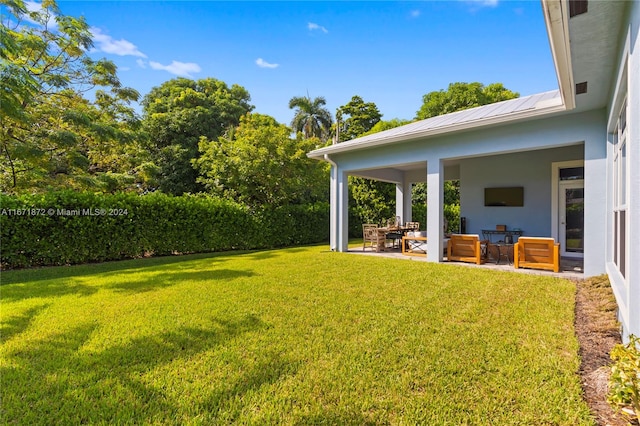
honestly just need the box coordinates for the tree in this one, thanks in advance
[288,95,333,141]
[362,118,412,136]
[1,0,146,192]
[335,95,382,142]
[416,82,519,120]
[195,113,328,206]
[350,177,396,226]
[142,77,253,195]
[329,96,391,228]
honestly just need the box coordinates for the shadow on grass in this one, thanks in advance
[108,268,257,293]
[0,253,254,301]
[0,280,98,302]
[0,251,234,285]
[243,246,310,261]
[2,313,277,424]
[0,303,50,342]
[197,351,301,422]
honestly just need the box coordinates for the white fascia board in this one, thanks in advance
[542,0,576,110]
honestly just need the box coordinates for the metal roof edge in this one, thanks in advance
[308,100,566,159]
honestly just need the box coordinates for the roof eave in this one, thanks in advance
[308,102,566,159]
[542,0,576,110]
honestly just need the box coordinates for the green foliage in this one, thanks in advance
[332,96,391,234]
[195,113,328,206]
[1,0,147,193]
[362,118,413,136]
[444,203,461,233]
[410,181,460,232]
[288,95,333,141]
[348,177,395,234]
[608,334,640,420]
[141,77,254,195]
[335,95,382,142]
[416,82,519,120]
[0,191,328,268]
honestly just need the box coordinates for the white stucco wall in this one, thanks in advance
[606,0,640,339]
[333,109,604,174]
[459,145,584,237]
[627,0,640,339]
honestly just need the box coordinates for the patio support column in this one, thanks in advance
[395,177,412,224]
[584,138,607,276]
[426,158,444,262]
[329,160,349,252]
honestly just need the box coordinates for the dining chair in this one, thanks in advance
[405,222,419,231]
[363,224,385,252]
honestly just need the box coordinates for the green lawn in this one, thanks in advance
[1,246,594,425]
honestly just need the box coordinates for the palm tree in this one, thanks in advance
[288,95,333,141]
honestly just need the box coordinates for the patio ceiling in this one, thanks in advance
[349,161,460,184]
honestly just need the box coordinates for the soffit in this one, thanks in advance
[568,1,627,111]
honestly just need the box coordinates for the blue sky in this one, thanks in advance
[52,0,557,125]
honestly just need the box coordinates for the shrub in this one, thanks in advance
[608,334,640,421]
[0,191,329,268]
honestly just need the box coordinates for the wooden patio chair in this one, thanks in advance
[514,237,560,272]
[386,216,401,228]
[363,224,386,252]
[447,234,485,265]
[405,221,419,231]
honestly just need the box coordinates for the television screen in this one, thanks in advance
[484,187,524,207]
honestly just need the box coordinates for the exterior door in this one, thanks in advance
[559,180,584,258]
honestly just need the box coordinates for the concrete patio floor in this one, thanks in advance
[348,246,585,280]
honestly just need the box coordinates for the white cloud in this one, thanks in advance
[256,58,279,69]
[136,59,147,69]
[149,60,201,77]
[308,22,328,33]
[24,1,57,29]
[91,27,147,58]
[464,0,499,7]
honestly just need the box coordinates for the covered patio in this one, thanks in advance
[309,89,603,276]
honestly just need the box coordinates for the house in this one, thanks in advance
[307,0,638,339]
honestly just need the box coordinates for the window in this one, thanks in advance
[613,98,628,277]
[560,167,584,181]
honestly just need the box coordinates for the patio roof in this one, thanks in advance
[308,90,564,159]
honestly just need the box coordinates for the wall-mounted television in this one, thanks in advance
[484,187,524,207]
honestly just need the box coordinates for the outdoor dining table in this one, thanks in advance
[380,226,410,249]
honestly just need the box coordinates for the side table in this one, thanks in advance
[493,243,514,265]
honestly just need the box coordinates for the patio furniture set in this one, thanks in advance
[363,222,560,273]
[363,217,420,253]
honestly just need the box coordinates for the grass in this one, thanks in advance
[1,245,594,425]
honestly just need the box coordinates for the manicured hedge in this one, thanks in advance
[0,191,329,269]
